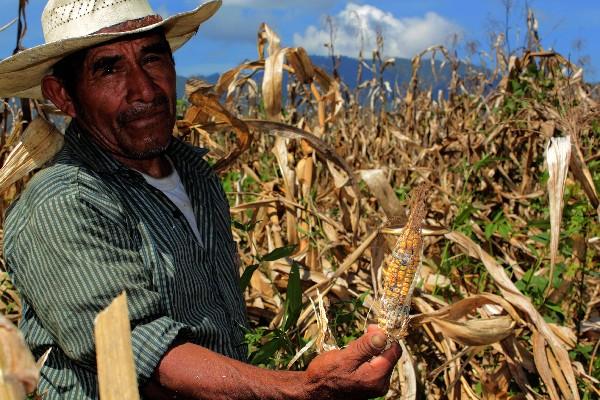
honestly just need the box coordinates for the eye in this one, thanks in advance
[143,54,162,64]
[101,66,115,76]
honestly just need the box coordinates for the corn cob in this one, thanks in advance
[377,184,429,340]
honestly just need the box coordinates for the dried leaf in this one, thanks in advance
[184,91,252,172]
[287,47,315,84]
[214,60,265,99]
[446,231,580,400]
[272,137,297,244]
[569,135,599,214]
[258,23,287,121]
[263,47,287,121]
[359,169,404,218]
[423,273,452,292]
[545,136,571,287]
[243,119,357,189]
[398,341,417,400]
[0,117,64,193]
[532,332,560,400]
[0,315,39,397]
[309,290,338,354]
[426,316,515,346]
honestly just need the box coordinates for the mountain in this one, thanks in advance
[175,55,480,99]
[309,55,476,94]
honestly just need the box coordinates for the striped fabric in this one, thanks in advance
[3,122,249,399]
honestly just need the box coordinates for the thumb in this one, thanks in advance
[344,329,388,367]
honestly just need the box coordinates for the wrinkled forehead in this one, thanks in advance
[86,27,169,55]
[60,27,170,74]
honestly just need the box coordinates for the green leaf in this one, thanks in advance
[505,98,516,114]
[510,79,521,92]
[250,335,285,365]
[484,221,495,240]
[531,232,549,245]
[260,244,297,262]
[283,261,302,330]
[551,263,567,288]
[231,219,247,231]
[454,204,475,227]
[232,219,260,232]
[472,154,502,172]
[529,275,548,293]
[394,185,410,202]
[543,302,565,318]
[243,327,267,348]
[498,222,511,239]
[239,263,260,292]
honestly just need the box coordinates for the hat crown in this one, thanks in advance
[42,0,156,43]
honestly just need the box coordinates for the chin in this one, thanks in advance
[131,147,169,160]
[123,133,172,160]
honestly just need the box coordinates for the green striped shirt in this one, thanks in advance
[4,122,248,399]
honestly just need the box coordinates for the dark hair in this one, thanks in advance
[51,27,173,100]
[51,48,88,100]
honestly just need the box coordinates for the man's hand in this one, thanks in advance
[149,325,401,399]
[303,325,402,399]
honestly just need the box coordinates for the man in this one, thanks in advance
[0,0,401,398]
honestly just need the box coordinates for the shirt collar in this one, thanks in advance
[64,121,210,176]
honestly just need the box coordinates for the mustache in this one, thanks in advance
[117,95,170,125]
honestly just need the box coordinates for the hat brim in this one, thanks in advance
[0,0,221,99]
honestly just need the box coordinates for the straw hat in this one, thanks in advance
[0,0,222,99]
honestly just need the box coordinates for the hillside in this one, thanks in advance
[175,55,480,99]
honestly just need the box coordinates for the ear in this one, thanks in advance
[41,75,77,118]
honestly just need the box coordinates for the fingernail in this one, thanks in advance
[371,334,387,349]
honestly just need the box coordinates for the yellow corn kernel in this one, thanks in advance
[377,184,428,340]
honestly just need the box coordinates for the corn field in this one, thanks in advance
[1,11,599,400]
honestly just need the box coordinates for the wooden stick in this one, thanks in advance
[95,292,140,400]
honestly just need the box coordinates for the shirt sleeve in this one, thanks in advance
[8,181,189,385]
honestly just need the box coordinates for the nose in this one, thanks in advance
[126,63,157,104]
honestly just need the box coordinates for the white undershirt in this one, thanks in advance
[140,165,203,245]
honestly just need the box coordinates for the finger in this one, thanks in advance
[354,342,401,389]
[368,341,401,371]
[352,342,401,398]
[344,330,389,367]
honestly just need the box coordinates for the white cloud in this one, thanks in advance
[191,0,338,43]
[293,3,462,58]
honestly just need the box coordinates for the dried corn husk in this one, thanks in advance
[0,117,64,193]
[0,315,39,399]
[94,292,140,400]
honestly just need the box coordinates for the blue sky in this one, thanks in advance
[1,0,598,81]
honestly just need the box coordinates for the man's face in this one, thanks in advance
[71,31,176,160]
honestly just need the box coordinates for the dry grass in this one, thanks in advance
[1,15,599,400]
